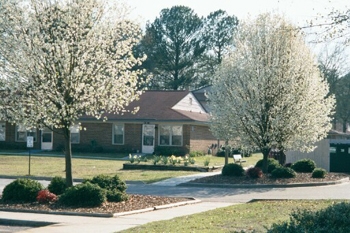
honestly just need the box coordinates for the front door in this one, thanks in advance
[41,128,53,150]
[142,124,155,154]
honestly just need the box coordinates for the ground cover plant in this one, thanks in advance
[120,200,347,233]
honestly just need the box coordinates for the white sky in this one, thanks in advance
[124,0,350,71]
[126,0,349,28]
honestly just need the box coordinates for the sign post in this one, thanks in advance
[27,136,34,176]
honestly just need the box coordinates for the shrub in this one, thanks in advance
[271,167,296,178]
[246,167,263,178]
[284,163,293,168]
[312,168,327,178]
[267,202,350,233]
[59,182,106,207]
[204,157,210,166]
[152,155,161,165]
[291,159,316,173]
[189,151,204,157]
[36,190,57,204]
[255,158,280,173]
[107,189,129,202]
[222,163,244,177]
[2,178,44,203]
[84,174,127,193]
[48,176,67,195]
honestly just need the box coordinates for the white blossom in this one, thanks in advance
[208,13,335,161]
[0,0,145,186]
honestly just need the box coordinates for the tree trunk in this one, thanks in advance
[224,139,229,165]
[261,148,270,173]
[63,128,73,187]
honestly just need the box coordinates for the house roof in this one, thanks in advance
[81,90,210,123]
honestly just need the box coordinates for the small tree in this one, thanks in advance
[208,13,335,172]
[0,0,145,186]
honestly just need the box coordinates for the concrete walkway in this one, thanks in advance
[1,172,350,232]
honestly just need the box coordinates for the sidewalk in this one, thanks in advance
[2,172,350,232]
[0,172,233,233]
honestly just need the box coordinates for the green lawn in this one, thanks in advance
[0,153,262,183]
[120,200,345,233]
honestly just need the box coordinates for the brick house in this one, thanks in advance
[0,90,218,155]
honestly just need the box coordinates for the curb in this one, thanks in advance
[177,177,350,189]
[0,198,201,218]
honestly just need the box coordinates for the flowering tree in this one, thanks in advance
[0,0,145,186]
[208,13,335,172]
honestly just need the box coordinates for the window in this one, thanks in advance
[113,123,124,145]
[159,125,183,146]
[15,124,37,142]
[0,122,5,141]
[70,124,80,144]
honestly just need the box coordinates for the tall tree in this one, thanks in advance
[208,13,335,172]
[335,73,350,132]
[138,5,205,90]
[195,10,238,87]
[0,0,145,186]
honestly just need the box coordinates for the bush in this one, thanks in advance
[271,167,296,178]
[189,151,205,157]
[312,168,327,178]
[267,202,350,233]
[2,178,44,203]
[222,163,244,177]
[84,174,127,193]
[255,158,280,173]
[246,167,263,178]
[107,189,129,202]
[48,176,67,195]
[291,159,316,173]
[36,190,57,204]
[59,182,106,207]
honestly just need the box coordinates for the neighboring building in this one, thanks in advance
[286,124,350,172]
[0,90,217,155]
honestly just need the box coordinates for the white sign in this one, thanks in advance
[27,136,34,148]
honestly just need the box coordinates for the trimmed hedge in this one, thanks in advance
[222,163,244,177]
[2,178,44,203]
[291,159,316,173]
[255,158,280,173]
[48,176,67,195]
[312,168,327,178]
[271,167,296,178]
[59,182,106,207]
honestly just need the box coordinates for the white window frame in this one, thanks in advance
[0,122,5,141]
[15,124,37,142]
[70,124,80,144]
[158,125,183,146]
[112,123,124,145]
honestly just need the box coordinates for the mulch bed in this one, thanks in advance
[0,194,190,215]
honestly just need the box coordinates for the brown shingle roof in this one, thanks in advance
[81,90,210,122]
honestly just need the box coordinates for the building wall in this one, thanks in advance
[189,125,218,153]
[1,121,217,155]
[0,122,41,150]
[53,122,143,153]
[286,139,330,171]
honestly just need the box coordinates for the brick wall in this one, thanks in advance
[189,125,218,153]
[0,122,40,150]
[53,122,143,153]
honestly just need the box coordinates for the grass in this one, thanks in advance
[0,152,262,183]
[120,200,346,233]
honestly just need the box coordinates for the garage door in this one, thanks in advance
[330,144,350,172]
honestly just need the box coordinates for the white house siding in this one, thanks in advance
[172,93,205,113]
[286,139,330,171]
